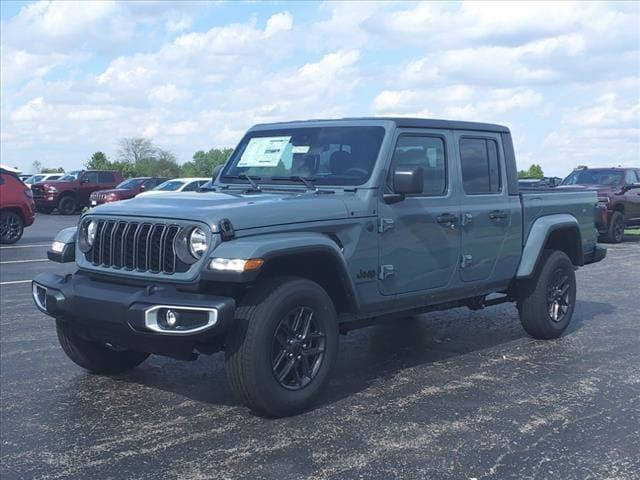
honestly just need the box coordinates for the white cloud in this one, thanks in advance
[148,84,190,103]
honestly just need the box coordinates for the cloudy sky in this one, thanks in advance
[1,0,638,176]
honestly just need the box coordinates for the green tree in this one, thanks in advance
[41,167,65,173]
[518,164,545,179]
[85,151,110,170]
[180,148,233,177]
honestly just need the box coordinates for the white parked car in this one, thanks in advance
[24,173,63,187]
[137,177,210,196]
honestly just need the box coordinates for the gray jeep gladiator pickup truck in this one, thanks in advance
[33,118,606,417]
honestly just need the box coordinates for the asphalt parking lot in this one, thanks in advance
[1,214,639,479]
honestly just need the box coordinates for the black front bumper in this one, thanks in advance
[33,272,236,359]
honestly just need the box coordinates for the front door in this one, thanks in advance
[378,130,460,295]
[454,133,512,282]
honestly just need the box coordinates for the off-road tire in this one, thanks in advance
[517,249,576,339]
[225,276,338,417]
[56,320,149,374]
[604,211,625,243]
[0,211,24,244]
[57,195,77,215]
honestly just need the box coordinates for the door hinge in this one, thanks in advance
[460,254,473,268]
[378,218,394,233]
[379,264,395,280]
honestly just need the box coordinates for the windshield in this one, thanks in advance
[116,178,145,189]
[59,170,82,181]
[562,169,623,186]
[221,126,385,187]
[153,180,185,191]
[25,175,45,184]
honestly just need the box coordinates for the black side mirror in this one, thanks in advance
[80,177,90,184]
[139,184,146,192]
[384,164,424,204]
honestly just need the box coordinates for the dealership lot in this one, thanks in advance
[1,214,639,479]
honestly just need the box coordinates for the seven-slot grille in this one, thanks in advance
[86,219,188,274]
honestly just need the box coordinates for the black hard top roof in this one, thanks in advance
[253,117,510,133]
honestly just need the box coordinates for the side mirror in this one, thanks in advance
[80,177,90,184]
[139,185,146,192]
[384,164,424,204]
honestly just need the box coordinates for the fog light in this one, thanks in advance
[165,309,178,327]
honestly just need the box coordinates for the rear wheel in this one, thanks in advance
[605,211,625,243]
[57,195,77,215]
[517,249,576,339]
[56,320,149,374]
[225,277,338,417]
[0,211,24,244]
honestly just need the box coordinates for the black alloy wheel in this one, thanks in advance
[547,268,571,323]
[0,212,24,244]
[271,306,326,390]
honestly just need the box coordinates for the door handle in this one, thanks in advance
[436,213,459,228]
[489,210,508,220]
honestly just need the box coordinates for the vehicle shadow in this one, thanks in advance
[623,233,640,242]
[110,299,613,413]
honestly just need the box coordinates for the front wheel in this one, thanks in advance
[0,211,24,244]
[605,211,625,243]
[517,249,576,339]
[57,196,77,215]
[56,320,149,374]
[225,277,338,417]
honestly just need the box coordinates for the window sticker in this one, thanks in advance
[292,145,310,154]
[238,136,292,168]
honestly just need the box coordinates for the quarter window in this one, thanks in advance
[459,138,502,194]
[390,135,447,196]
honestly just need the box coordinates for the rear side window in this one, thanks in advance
[459,138,501,194]
[389,135,447,196]
[99,172,116,183]
[624,169,638,184]
[182,181,200,192]
[84,172,100,184]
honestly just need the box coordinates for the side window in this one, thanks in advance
[83,172,99,184]
[624,169,638,185]
[98,172,115,183]
[142,179,156,189]
[389,135,446,196]
[182,181,199,192]
[459,138,502,195]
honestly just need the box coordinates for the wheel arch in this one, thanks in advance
[516,214,583,278]
[206,232,359,314]
[0,207,25,222]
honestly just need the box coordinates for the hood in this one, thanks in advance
[91,190,350,230]
[32,179,76,189]
[92,188,135,197]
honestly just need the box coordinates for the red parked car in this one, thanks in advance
[0,167,36,244]
[89,177,170,206]
[31,170,123,214]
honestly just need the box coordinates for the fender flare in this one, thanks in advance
[203,232,358,311]
[516,214,582,278]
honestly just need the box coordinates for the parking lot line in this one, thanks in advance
[0,244,50,249]
[0,259,49,264]
[0,280,32,285]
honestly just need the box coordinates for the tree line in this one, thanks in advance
[31,137,233,178]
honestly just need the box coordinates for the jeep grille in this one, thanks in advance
[86,220,188,274]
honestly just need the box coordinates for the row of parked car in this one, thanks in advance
[0,166,220,244]
[1,165,638,245]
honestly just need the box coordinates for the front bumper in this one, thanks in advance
[32,272,236,358]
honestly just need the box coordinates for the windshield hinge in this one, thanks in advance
[378,218,394,233]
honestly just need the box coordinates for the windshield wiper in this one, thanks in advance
[271,176,318,192]
[222,174,261,191]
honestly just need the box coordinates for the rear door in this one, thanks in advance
[378,129,461,295]
[454,132,513,283]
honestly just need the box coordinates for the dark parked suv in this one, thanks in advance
[0,168,35,243]
[90,177,170,206]
[32,170,123,214]
[561,167,640,243]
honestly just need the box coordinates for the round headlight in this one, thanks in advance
[188,227,208,258]
[79,219,98,253]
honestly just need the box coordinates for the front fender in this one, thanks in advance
[516,214,581,278]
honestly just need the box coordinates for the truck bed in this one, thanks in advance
[520,189,598,253]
